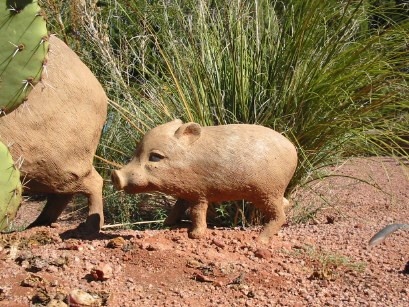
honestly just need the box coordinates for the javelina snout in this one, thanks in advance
[111,165,150,193]
[111,170,125,191]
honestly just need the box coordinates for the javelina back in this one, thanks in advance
[112,119,297,243]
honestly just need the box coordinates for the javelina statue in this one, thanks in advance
[0,36,107,232]
[111,119,297,243]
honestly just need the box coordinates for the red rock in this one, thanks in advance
[194,273,214,283]
[254,248,271,259]
[64,241,84,251]
[211,239,226,249]
[90,263,113,281]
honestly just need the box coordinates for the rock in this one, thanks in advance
[51,256,69,268]
[254,248,271,260]
[194,273,214,283]
[68,289,100,307]
[211,239,226,249]
[47,299,68,307]
[106,237,126,249]
[186,259,203,269]
[229,273,245,285]
[32,289,50,305]
[0,287,8,301]
[21,274,48,288]
[15,251,33,265]
[90,263,113,281]
[326,215,336,224]
[30,256,49,272]
[144,243,169,251]
[64,239,86,251]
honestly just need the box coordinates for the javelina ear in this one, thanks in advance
[174,122,201,145]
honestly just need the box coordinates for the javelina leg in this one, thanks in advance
[78,168,104,233]
[28,194,74,228]
[256,196,286,244]
[164,199,189,226]
[188,199,208,239]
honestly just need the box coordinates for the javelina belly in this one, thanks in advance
[112,119,297,243]
[0,36,107,232]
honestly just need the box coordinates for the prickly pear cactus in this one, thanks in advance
[0,141,22,231]
[0,0,49,115]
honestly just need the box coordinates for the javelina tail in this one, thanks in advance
[368,223,409,247]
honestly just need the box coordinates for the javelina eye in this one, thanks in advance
[149,152,165,162]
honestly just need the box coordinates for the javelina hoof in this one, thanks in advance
[77,223,100,235]
[257,221,284,245]
[77,214,102,234]
[188,228,206,239]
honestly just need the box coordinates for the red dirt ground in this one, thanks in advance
[0,157,408,306]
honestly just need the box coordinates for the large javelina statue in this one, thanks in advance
[0,36,108,233]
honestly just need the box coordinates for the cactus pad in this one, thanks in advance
[0,141,22,231]
[0,0,49,115]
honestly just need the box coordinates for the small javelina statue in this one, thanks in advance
[111,119,297,243]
